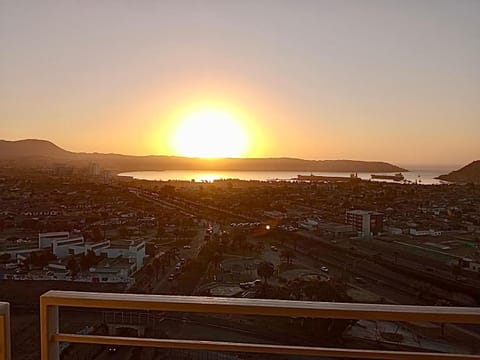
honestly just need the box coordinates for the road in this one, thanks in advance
[137,190,253,222]
[151,226,207,294]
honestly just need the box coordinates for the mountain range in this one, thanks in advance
[0,139,407,173]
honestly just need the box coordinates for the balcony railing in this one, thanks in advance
[0,302,10,360]
[40,290,479,360]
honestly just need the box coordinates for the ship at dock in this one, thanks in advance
[297,173,360,182]
[371,173,405,181]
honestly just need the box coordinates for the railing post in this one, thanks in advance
[40,297,59,360]
[0,302,11,360]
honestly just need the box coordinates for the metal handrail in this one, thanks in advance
[40,290,480,360]
[0,302,10,360]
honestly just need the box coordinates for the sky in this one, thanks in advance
[1,0,479,168]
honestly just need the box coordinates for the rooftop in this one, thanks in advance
[347,210,383,216]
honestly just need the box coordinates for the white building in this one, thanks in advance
[89,258,132,282]
[318,223,355,238]
[39,232,70,249]
[384,226,403,235]
[69,240,111,257]
[47,236,146,271]
[101,241,146,270]
[459,257,480,273]
[409,229,443,237]
[0,232,85,260]
[53,238,146,271]
[52,236,85,258]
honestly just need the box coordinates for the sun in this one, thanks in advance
[172,108,249,158]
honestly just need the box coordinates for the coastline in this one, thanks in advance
[117,169,450,185]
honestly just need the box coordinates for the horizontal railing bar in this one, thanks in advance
[55,333,480,360]
[41,291,480,324]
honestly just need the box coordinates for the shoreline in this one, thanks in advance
[117,169,451,185]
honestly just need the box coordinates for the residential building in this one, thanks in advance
[345,210,384,237]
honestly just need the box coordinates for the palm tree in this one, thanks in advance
[257,261,275,285]
[452,264,462,281]
[232,232,246,249]
[280,249,296,265]
[153,257,161,280]
[211,252,223,272]
[66,258,79,277]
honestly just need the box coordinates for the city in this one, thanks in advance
[1,1,479,359]
[1,164,479,359]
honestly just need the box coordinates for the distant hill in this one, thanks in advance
[0,139,407,173]
[437,161,480,184]
[0,139,72,158]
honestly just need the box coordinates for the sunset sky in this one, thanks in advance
[1,0,479,167]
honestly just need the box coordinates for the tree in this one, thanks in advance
[257,261,275,285]
[92,226,104,242]
[210,252,223,272]
[118,227,130,238]
[80,250,100,271]
[157,225,165,237]
[0,253,10,262]
[220,233,230,252]
[452,264,462,281]
[232,232,246,249]
[152,257,161,280]
[280,249,296,265]
[67,258,79,276]
[29,251,56,268]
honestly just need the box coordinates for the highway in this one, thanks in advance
[151,226,207,294]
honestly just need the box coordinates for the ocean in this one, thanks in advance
[118,169,452,185]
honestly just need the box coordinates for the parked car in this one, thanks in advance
[355,277,366,284]
[183,245,191,249]
[320,266,329,273]
[270,245,278,251]
[252,279,262,286]
[240,279,262,289]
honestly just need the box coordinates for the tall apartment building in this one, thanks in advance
[345,210,383,237]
